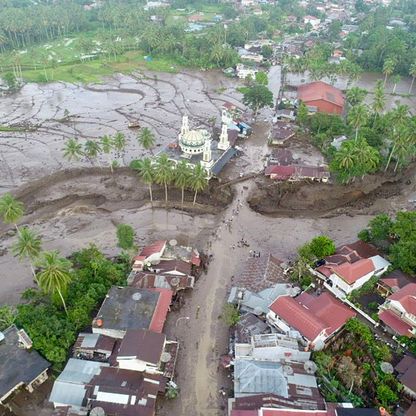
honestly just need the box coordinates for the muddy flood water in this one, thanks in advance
[0,67,415,416]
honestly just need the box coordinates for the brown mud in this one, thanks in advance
[248,165,416,217]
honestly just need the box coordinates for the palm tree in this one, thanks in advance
[154,154,173,204]
[382,58,396,87]
[335,142,355,170]
[12,227,42,280]
[393,132,415,172]
[113,132,126,155]
[372,80,385,116]
[63,138,84,162]
[36,251,72,315]
[348,104,368,141]
[138,127,156,154]
[346,87,367,107]
[0,193,24,232]
[100,135,114,172]
[408,62,416,94]
[391,74,401,94]
[190,164,208,206]
[135,158,155,203]
[84,140,101,165]
[174,160,192,205]
[385,125,407,172]
[390,104,410,126]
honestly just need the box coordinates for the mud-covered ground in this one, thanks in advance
[1,68,415,416]
[0,70,246,192]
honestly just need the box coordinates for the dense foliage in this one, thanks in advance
[314,318,400,409]
[302,85,416,183]
[359,211,416,274]
[13,245,127,369]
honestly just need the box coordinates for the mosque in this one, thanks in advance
[162,114,237,178]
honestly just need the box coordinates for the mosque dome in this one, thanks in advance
[179,128,211,155]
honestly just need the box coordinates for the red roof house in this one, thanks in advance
[315,241,390,296]
[379,283,416,337]
[298,81,345,115]
[267,292,356,349]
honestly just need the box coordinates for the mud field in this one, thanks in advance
[0,70,246,191]
[1,69,416,416]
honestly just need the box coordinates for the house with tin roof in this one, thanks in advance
[72,333,117,362]
[92,286,172,338]
[0,325,50,404]
[115,329,178,379]
[378,283,416,337]
[267,292,356,350]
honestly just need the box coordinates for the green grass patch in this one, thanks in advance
[0,125,27,132]
[15,50,180,84]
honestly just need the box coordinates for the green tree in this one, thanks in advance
[155,153,174,204]
[376,384,399,408]
[63,138,84,162]
[174,160,192,206]
[348,104,368,141]
[132,158,155,203]
[116,224,135,250]
[0,193,24,232]
[138,127,156,154]
[261,45,273,59]
[100,135,114,172]
[3,72,17,91]
[84,140,101,165]
[382,58,396,87]
[12,227,42,280]
[221,303,240,327]
[409,62,416,94]
[372,80,385,117]
[243,84,274,119]
[113,132,126,155]
[346,87,367,107]
[390,240,416,274]
[367,214,393,242]
[190,163,208,206]
[255,71,268,86]
[0,305,16,331]
[36,251,73,315]
[297,101,309,126]
[391,211,416,241]
[308,236,336,258]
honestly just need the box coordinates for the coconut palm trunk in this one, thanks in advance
[164,182,168,204]
[181,187,185,206]
[193,190,198,205]
[57,288,68,315]
[384,144,396,172]
[148,184,153,203]
[409,77,415,94]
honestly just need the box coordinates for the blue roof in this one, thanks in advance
[211,147,236,176]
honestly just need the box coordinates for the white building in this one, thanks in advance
[303,15,321,29]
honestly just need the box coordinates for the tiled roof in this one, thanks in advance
[331,258,374,284]
[269,293,355,342]
[149,288,172,333]
[396,355,416,393]
[388,283,416,315]
[380,270,413,290]
[379,310,413,336]
[298,81,344,108]
[236,254,285,292]
[139,240,166,258]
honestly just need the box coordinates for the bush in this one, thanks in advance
[14,245,127,369]
[221,303,240,327]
